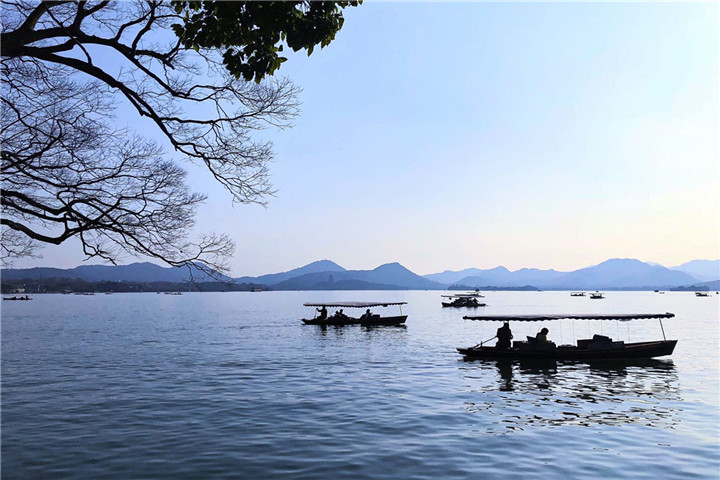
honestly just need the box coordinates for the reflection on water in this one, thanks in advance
[461,359,680,432]
[311,324,408,338]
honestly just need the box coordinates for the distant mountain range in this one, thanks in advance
[1,262,232,284]
[3,258,719,291]
[424,258,718,290]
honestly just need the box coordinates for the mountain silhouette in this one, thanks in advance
[235,260,345,285]
[670,259,720,282]
[1,262,230,283]
[545,259,697,289]
[3,257,715,290]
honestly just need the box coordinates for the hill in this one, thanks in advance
[546,258,697,289]
[1,262,231,283]
[235,260,346,285]
[270,263,444,290]
[670,259,720,282]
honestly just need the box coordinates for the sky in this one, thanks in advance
[7,2,720,277]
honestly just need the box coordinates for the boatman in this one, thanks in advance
[316,306,327,320]
[496,322,513,349]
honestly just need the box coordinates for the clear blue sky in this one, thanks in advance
[11,2,720,276]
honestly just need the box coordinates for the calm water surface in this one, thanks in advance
[2,291,719,479]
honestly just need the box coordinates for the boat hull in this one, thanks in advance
[302,315,407,327]
[441,302,486,308]
[302,317,360,326]
[360,315,407,326]
[457,340,677,361]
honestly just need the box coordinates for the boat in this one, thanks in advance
[589,292,605,299]
[695,292,710,297]
[301,301,408,327]
[3,295,32,301]
[457,313,676,361]
[441,295,486,308]
[570,292,585,297]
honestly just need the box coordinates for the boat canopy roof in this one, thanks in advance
[441,294,479,298]
[463,313,674,322]
[304,301,407,308]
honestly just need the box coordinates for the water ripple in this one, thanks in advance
[2,291,718,479]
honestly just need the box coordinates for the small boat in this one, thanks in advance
[301,301,408,327]
[3,295,32,301]
[570,292,585,297]
[457,313,676,361]
[695,292,710,297]
[589,292,605,299]
[441,295,486,308]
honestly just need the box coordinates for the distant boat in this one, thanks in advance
[570,292,585,297]
[3,295,32,301]
[301,301,407,327]
[695,292,710,297]
[590,292,605,299]
[441,294,486,308]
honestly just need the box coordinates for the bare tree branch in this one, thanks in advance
[1,1,304,276]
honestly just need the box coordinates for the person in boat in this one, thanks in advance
[334,309,347,319]
[361,308,373,320]
[496,322,513,349]
[316,306,328,320]
[535,327,549,343]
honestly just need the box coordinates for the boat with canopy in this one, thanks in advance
[457,312,676,360]
[301,301,408,326]
[441,294,486,308]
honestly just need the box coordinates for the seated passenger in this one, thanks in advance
[361,308,373,319]
[535,327,549,343]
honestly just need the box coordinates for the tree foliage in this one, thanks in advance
[0,1,358,274]
[173,1,360,83]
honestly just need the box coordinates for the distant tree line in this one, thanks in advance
[1,277,270,294]
[448,284,541,291]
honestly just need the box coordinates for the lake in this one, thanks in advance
[2,290,718,479]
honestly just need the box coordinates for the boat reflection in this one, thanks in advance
[460,359,679,431]
[312,323,408,339]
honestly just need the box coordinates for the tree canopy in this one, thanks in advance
[1,1,359,275]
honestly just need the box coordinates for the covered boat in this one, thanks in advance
[302,301,408,327]
[457,313,676,361]
[441,294,486,308]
